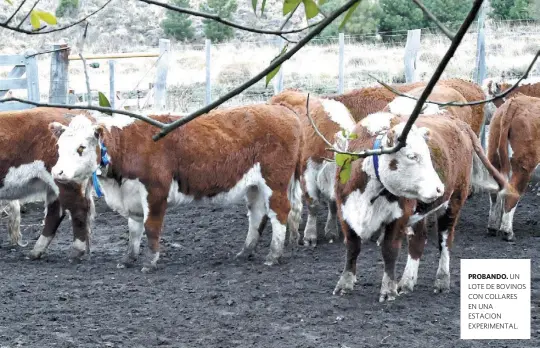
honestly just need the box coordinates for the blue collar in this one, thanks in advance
[92,141,110,198]
[373,134,383,181]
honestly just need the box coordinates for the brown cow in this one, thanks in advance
[332,109,510,301]
[49,105,304,271]
[270,90,357,245]
[487,94,539,241]
[485,78,540,108]
[0,107,94,259]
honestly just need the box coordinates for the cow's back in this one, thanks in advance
[0,108,75,184]
[440,78,486,134]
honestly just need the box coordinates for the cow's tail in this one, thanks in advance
[463,121,517,201]
[4,200,27,247]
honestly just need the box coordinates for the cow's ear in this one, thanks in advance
[418,127,430,141]
[386,129,396,147]
[49,122,67,138]
[93,125,104,139]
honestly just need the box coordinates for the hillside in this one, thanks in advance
[0,0,309,54]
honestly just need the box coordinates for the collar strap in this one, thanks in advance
[92,140,110,198]
[373,134,384,181]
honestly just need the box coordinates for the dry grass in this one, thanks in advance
[1,0,539,113]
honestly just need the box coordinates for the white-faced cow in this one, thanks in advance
[0,108,94,259]
[332,109,510,301]
[487,94,537,241]
[50,106,304,272]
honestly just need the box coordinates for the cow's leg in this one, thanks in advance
[398,221,427,294]
[324,200,339,243]
[499,163,533,241]
[303,195,318,247]
[29,199,65,259]
[379,222,403,302]
[141,190,168,273]
[67,198,94,261]
[265,191,290,265]
[487,193,500,236]
[6,200,26,247]
[434,199,462,293]
[117,217,145,268]
[333,220,360,295]
[236,185,267,260]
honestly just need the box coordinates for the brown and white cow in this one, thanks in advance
[0,107,94,258]
[487,94,539,241]
[49,105,304,271]
[285,79,488,245]
[269,90,357,245]
[485,78,540,108]
[332,109,511,301]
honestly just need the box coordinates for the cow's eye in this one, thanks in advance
[77,145,86,156]
[407,153,419,161]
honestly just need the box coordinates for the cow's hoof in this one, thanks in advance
[379,290,399,303]
[302,237,317,247]
[263,254,280,266]
[234,248,254,261]
[487,227,498,237]
[117,255,137,269]
[397,278,415,295]
[434,276,450,293]
[141,264,157,273]
[28,249,44,260]
[502,232,515,242]
[333,271,356,295]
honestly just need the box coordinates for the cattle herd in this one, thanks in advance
[0,77,538,303]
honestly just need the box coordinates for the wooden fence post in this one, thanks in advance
[49,43,70,104]
[109,60,116,109]
[338,32,345,94]
[205,39,212,106]
[273,37,285,95]
[24,51,40,102]
[475,3,488,149]
[154,39,170,111]
[404,29,421,83]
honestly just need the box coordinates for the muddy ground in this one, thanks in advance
[0,188,538,348]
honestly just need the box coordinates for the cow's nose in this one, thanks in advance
[436,187,442,194]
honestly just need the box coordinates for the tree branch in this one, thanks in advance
[0,98,167,128]
[279,2,301,31]
[321,0,485,159]
[370,49,539,107]
[138,0,320,36]
[5,0,28,26]
[152,0,364,141]
[411,0,454,40]
[16,0,40,29]
[0,0,112,34]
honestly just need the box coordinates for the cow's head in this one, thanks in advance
[375,123,444,203]
[50,115,104,183]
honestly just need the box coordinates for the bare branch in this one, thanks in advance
[78,22,92,106]
[279,2,301,31]
[16,0,41,29]
[138,0,320,36]
[0,98,167,128]
[25,46,69,58]
[370,49,539,107]
[305,93,334,148]
[0,0,112,35]
[411,0,454,40]
[5,0,28,26]
[153,0,364,141]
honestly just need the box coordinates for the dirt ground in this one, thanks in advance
[0,188,538,348]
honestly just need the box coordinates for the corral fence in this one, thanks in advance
[0,50,39,112]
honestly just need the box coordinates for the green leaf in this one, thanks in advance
[265,43,288,87]
[338,1,360,31]
[4,0,13,5]
[251,0,257,13]
[348,132,358,139]
[98,92,112,115]
[35,10,57,25]
[283,0,301,15]
[339,159,352,184]
[302,0,319,19]
[29,10,40,29]
[335,153,348,166]
[260,0,267,15]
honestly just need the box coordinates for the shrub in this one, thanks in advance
[55,0,79,18]
[161,0,195,42]
[200,0,237,43]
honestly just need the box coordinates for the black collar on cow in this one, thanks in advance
[369,133,398,204]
